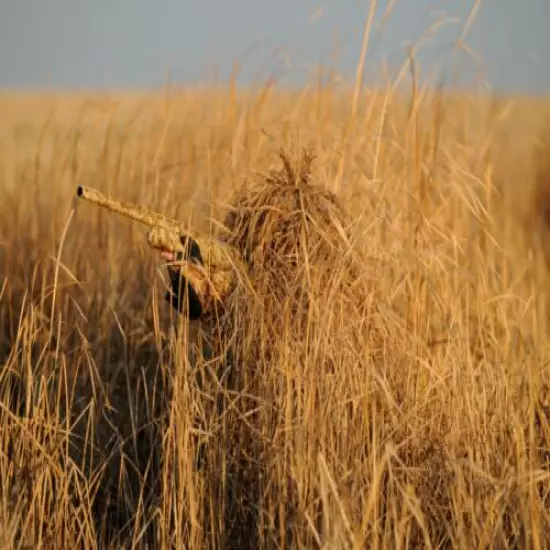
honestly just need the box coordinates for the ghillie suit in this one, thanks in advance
[71,149,372,549]
[166,150,364,366]
[164,150,372,549]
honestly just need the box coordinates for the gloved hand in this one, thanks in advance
[161,235,204,320]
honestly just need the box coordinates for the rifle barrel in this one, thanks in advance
[76,185,181,231]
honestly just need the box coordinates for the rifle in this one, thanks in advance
[76,185,189,254]
[75,185,241,316]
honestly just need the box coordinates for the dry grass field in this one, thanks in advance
[2,75,550,549]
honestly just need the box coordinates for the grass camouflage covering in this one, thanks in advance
[209,149,369,359]
[175,150,377,549]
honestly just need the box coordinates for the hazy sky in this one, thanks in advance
[1,1,549,94]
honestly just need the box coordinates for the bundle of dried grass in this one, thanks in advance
[207,149,368,361]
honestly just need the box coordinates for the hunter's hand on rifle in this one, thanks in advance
[160,238,205,320]
[160,248,179,264]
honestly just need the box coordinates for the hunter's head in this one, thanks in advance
[161,150,360,342]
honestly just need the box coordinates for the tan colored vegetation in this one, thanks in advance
[1,78,550,549]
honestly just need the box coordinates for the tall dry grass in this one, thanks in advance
[1,74,550,549]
